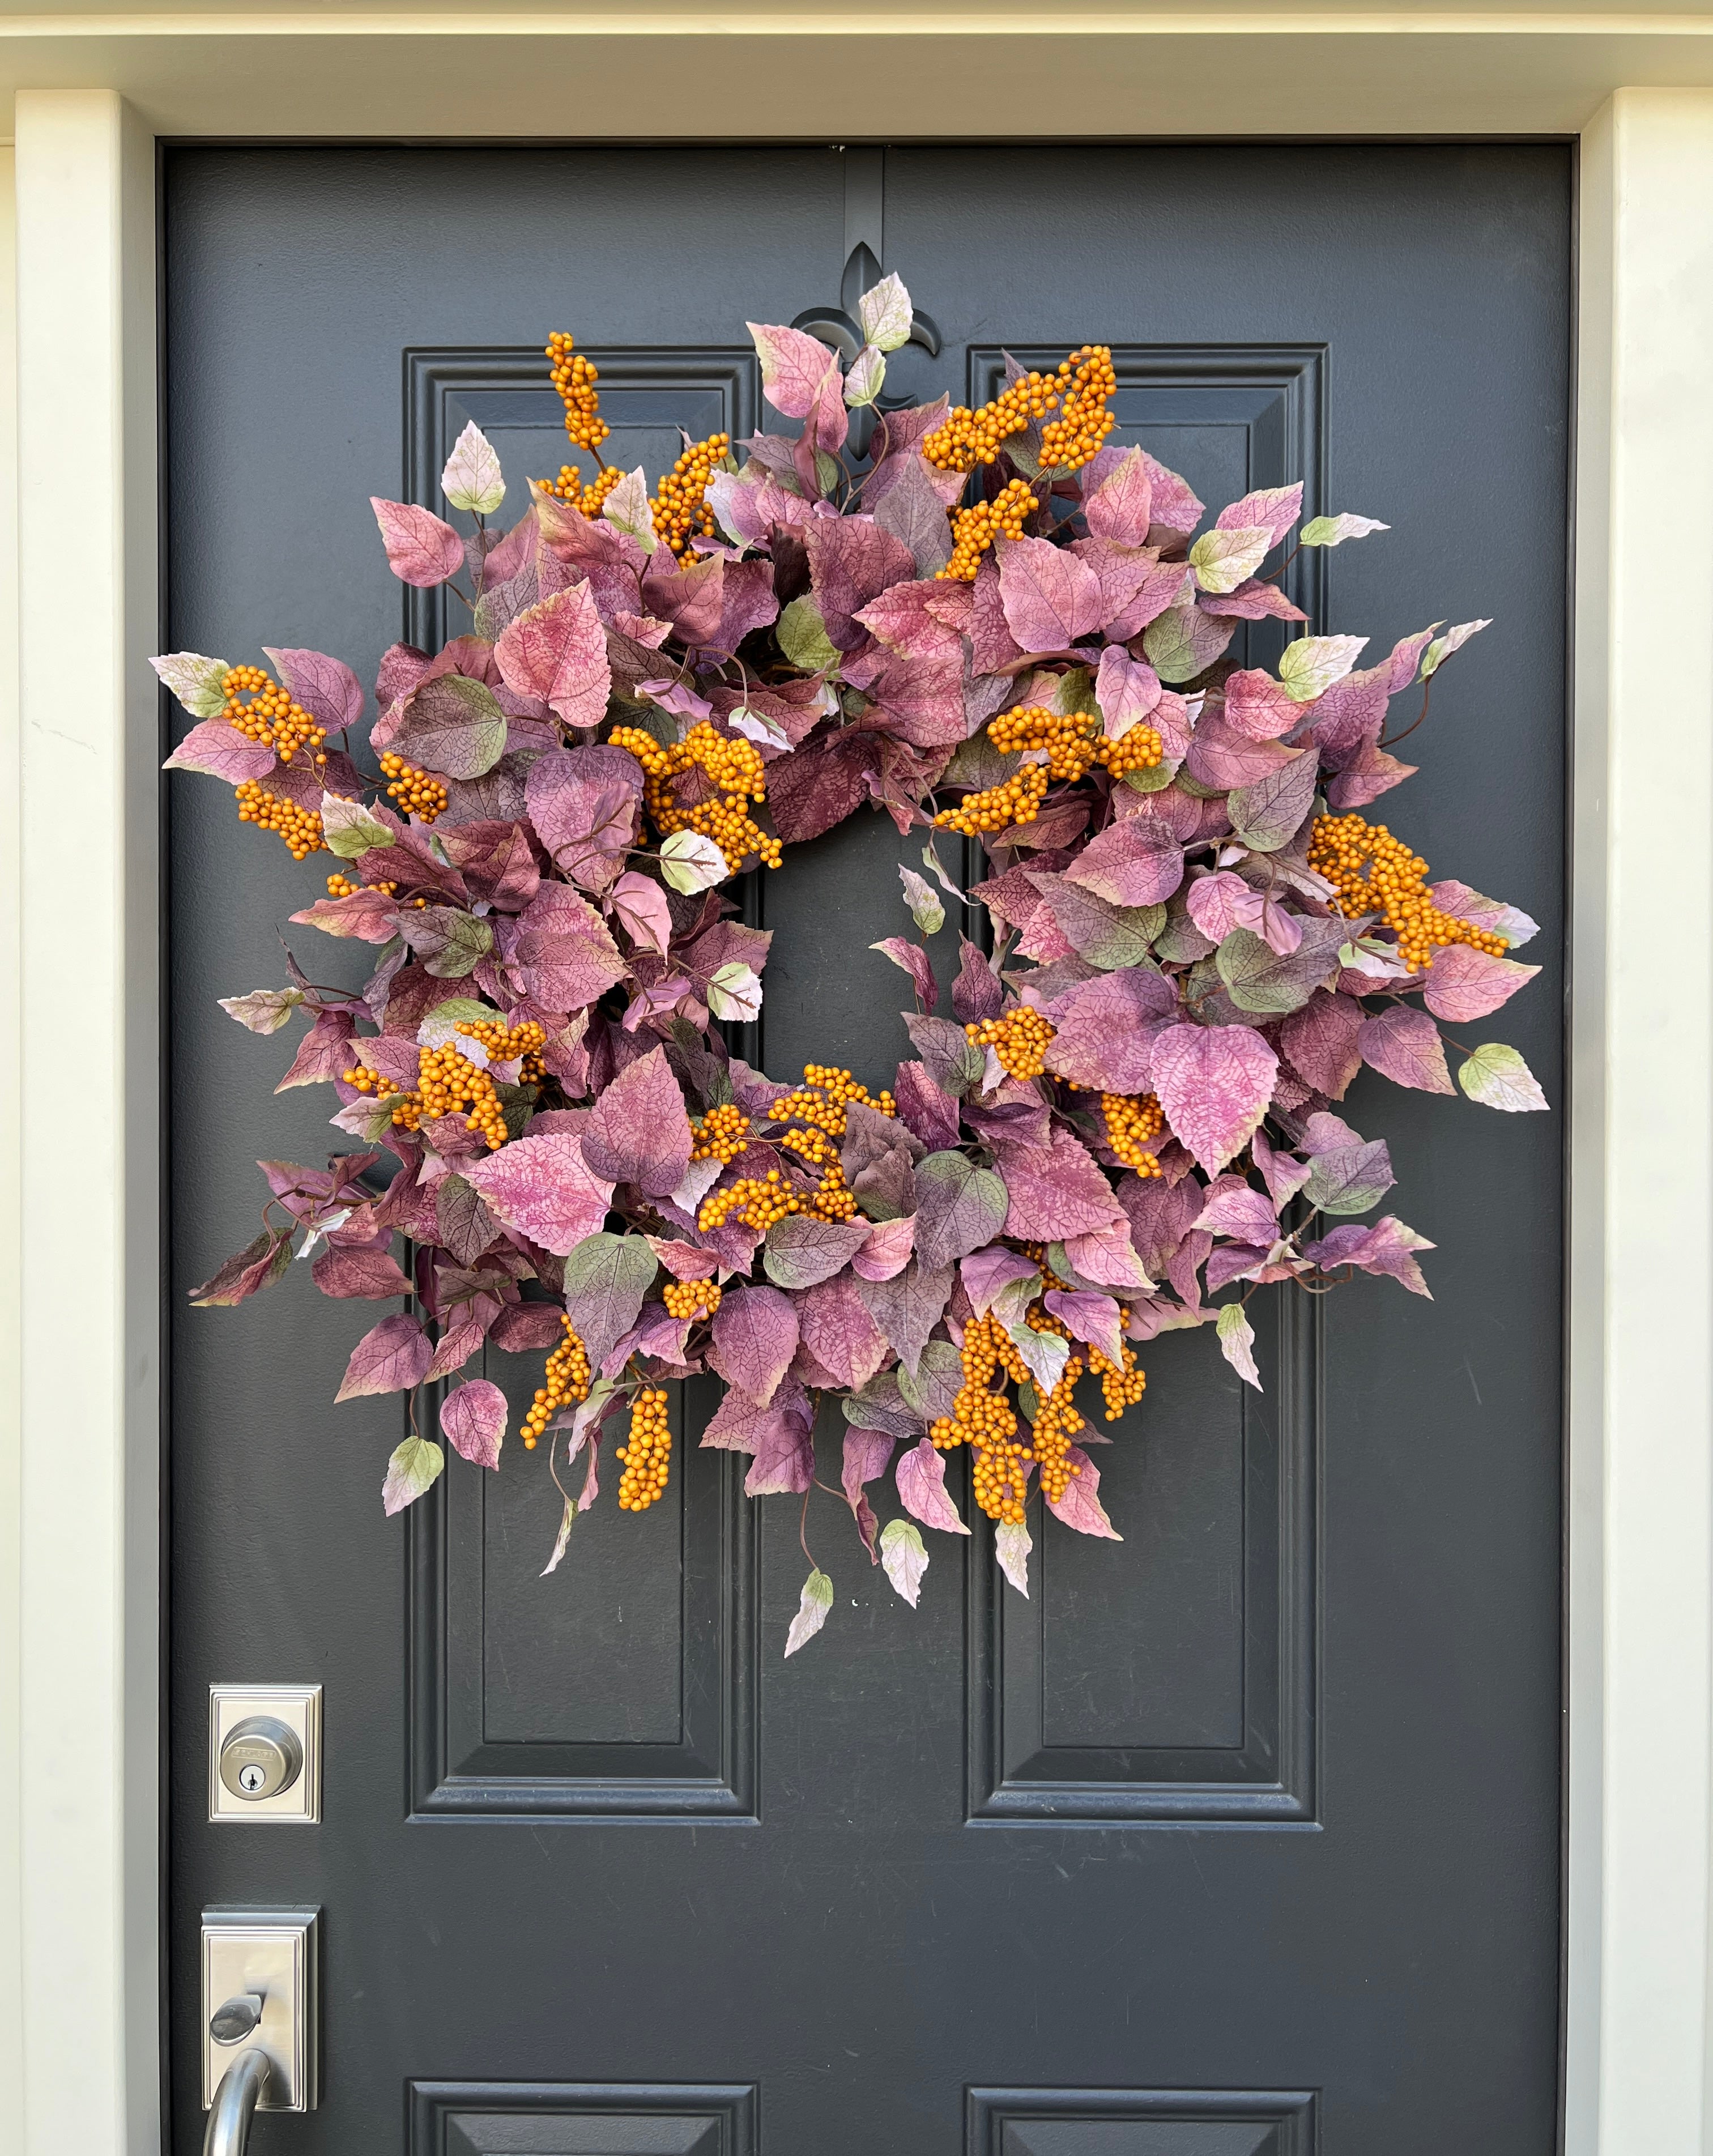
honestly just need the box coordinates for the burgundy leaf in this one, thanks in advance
[265,645,364,733]
[1041,967,1176,1093]
[514,882,628,1011]
[579,1046,693,1198]
[893,1060,962,1152]
[1064,820,1184,906]
[1150,1023,1279,1175]
[1358,1005,1454,1093]
[489,1301,570,1352]
[1420,945,1540,1022]
[856,1259,954,1376]
[709,1284,800,1408]
[463,1132,615,1255]
[441,1379,507,1468]
[1281,990,1364,1098]
[496,583,612,727]
[995,534,1105,651]
[804,519,917,650]
[312,1241,412,1299]
[335,1311,431,1401]
[800,1273,889,1391]
[524,745,642,890]
[1083,446,1154,547]
[1185,717,1299,791]
[996,1128,1125,1241]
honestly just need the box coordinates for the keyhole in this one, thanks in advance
[237,1763,266,1795]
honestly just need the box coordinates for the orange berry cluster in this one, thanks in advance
[691,1103,752,1163]
[521,1314,592,1451]
[346,1043,512,1150]
[544,463,627,519]
[546,331,608,454]
[930,1310,1033,1523]
[939,478,1036,582]
[1038,345,1118,472]
[1307,813,1510,973]
[608,720,782,876]
[966,1005,1057,1083]
[934,762,1049,837]
[653,433,730,557]
[922,370,1064,474]
[698,1168,802,1234]
[1101,1092,1165,1175]
[1089,1335,1146,1422]
[662,1279,722,1322]
[937,706,1164,834]
[617,1388,672,1510]
[221,664,328,768]
[456,1016,547,1085]
[380,752,448,824]
[765,1066,897,1139]
[1028,1347,1088,1505]
[326,871,398,899]
[235,781,324,860]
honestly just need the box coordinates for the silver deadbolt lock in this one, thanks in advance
[219,1716,302,1803]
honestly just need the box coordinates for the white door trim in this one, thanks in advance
[4,57,1708,2156]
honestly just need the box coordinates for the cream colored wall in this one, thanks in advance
[3,44,1711,2156]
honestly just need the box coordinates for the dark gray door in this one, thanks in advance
[165,144,1568,2155]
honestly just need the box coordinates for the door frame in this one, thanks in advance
[3,39,1710,2153]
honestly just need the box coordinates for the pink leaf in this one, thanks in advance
[1150,1024,1280,1175]
[995,534,1106,651]
[744,1412,816,1497]
[1186,871,1267,944]
[370,497,464,587]
[896,1437,970,1536]
[1185,717,1299,791]
[1222,668,1302,742]
[961,1246,1039,1314]
[1041,968,1177,1094]
[1193,1181,1278,1243]
[163,719,276,782]
[1093,644,1163,738]
[514,882,628,1011]
[440,1378,507,1468]
[311,1241,412,1299]
[1064,819,1184,907]
[265,646,364,733]
[709,1285,800,1408]
[851,1214,917,1281]
[289,888,402,944]
[870,936,939,1013]
[463,1132,615,1256]
[996,1128,1125,1241]
[1138,452,1204,539]
[1063,1220,1153,1292]
[1281,990,1364,1098]
[1420,945,1540,1022]
[799,1273,888,1390]
[336,1312,431,1401]
[747,321,843,420]
[1084,446,1154,547]
[1045,1445,1122,1539]
[1042,1288,1124,1367]
[581,1046,692,1198]
[1358,1005,1454,1094]
[496,583,612,728]
[1216,482,1302,547]
[610,870,674,956]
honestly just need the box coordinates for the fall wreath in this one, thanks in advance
[159,276,1545,1653]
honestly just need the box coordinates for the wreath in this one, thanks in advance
[158,276,1545,1653]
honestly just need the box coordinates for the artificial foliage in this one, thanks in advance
[159,278,1545,1650]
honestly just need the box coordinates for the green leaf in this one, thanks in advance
[706,961,763,1021]
[563,1233,659,1367]
[844,345,885,407]
[421,910,495,979]
[1277,634,1366,703]
[319,793,394,859]
[785,1567,835,1656]
[1215,926,1326,1015]
[540,1497,577,1576]
[381,1436,444,1516]
[898,866,945,936]
[151,650,230,719]
[1216,1302,1261,1390]
[1457,1042,1549,1112]
[777,595,840,674]
[1299,512,1388,548]
[217,987,304,1035]
[1421,617,1493,680]
[1188,526,1271,593]
[857,271,913,352]
[600,466,659,553]
[896,1339,965,1426]
[420,995,494,1036]
[878,1519,928,1607]
[813,451,843,498]
[390,673,508,780]
[659,829,728,894]
[1121,759,1177,794]
[441,419,505,515]
[995,1519,1031,1597]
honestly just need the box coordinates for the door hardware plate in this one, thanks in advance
[208,1684,322,1823]
[200,1906,319,2111]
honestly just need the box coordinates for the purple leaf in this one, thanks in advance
[370,498,464,587]
[1063,1220,1153,1291]
[961,1246,1040,1314]
[581,1046,692,1198]
[490,1301,572,1352]
[464,1132,615,1255]
[842,1427,896,1560]
[762,1214,872,1290]
[745,1412,816,1498]
[163,719,276,782]
[1045,1446,1121,1539]
[188,1228,292,1307]
[1421,945,1540,1022]
[336,1312,431,1401]
[1228,747,1318,853]
[1065,820,1184,907]
[1041,967,1176,1093]
[804,519,918,651]
[1185,717,1299,791]
[800,1273,888,1390]
[311,1242,412,1299]
[1222,667,1303,742]
[1281,990,1364,1098]
[709,1284,800,1408]
[748,320,842,420]
[1193,1183,1278,1243]
[996,1128,1125,1241]
[902,1013,986,1099]
[524,745,642,890]
[1358,1006,1454,1094]
[896,1437,970,1536]
[265,646,364,734]
[856,1259,954,1375]
[1305,1213,1435,1297]
[1187,872,1266,944]
[1216,482,1302,547]
[996,534,1105,651]
[1043,1288,1124,1366]
[1093,644,1164,740]
[441,1379,507,1468]
[952,938,1004,1025]
[893,1059,961,1151]
[1303,1139,1395,1216]
[1150,1024,1279,1175]
[1118,1171,1205,1281]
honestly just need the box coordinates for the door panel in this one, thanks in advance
[165,144,1568,2154]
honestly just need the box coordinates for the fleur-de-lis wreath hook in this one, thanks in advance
[792,240,941,460]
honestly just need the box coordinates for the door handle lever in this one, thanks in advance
[204,2043,271,2156]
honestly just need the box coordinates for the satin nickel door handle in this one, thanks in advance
[203,2043,271,2156]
